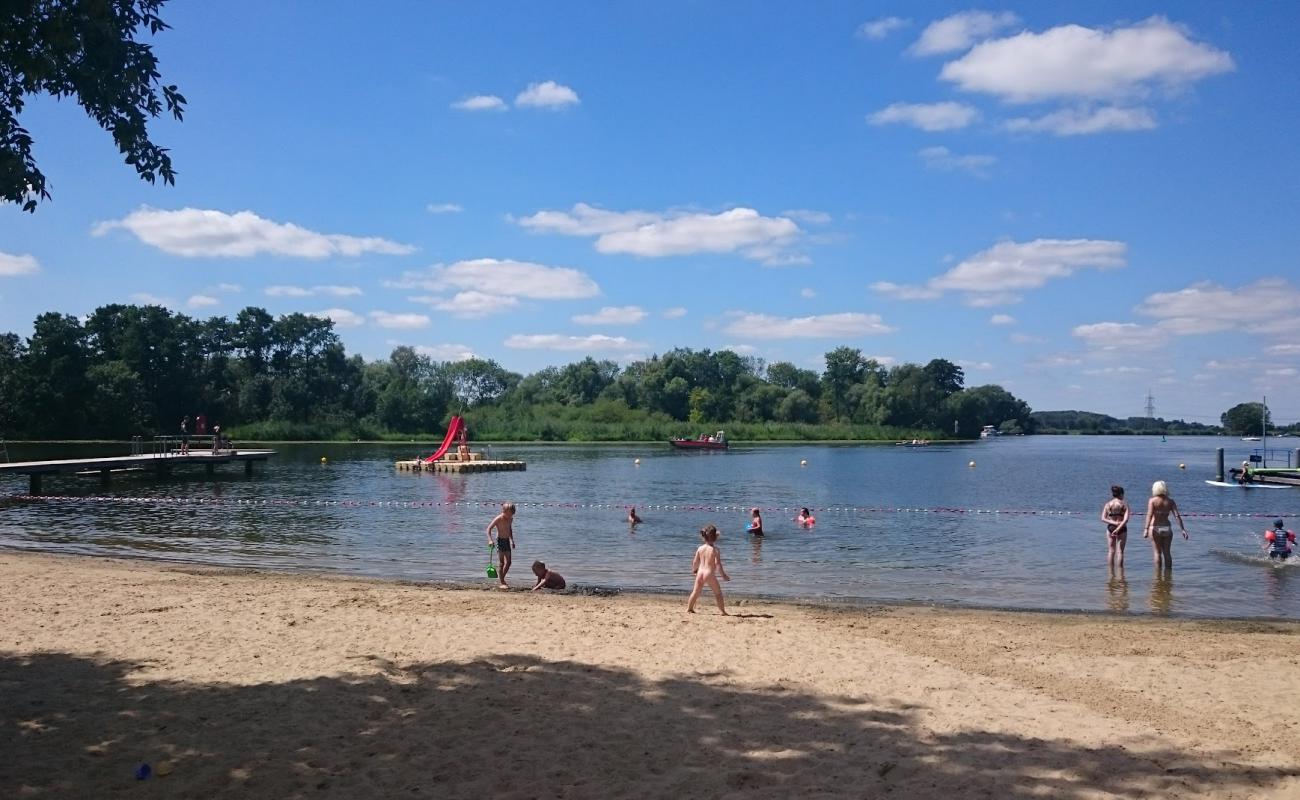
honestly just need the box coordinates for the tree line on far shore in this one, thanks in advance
[0,305,1037,442]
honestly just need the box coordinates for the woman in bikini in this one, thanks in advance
[1143,480,1187,571]
[1100,485,1130,570]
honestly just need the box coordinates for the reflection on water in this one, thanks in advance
[1,436,1298,619]
[1105,573,1129,613]
[1149,572,1174,615]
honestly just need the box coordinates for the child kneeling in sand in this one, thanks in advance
[687,524,730,614]
[531,561,566,591]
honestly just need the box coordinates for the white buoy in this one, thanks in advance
[320,457,328,464]
[800,459,807,467]
[634,458,641,465]
[969,460,976,468]
[1179,463,1186,470]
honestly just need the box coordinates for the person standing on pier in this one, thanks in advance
[179,416,190,455]
[212,423,221,455]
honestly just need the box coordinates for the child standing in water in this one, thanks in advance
[1265,519,1295,561]
[1100,485,1130,570]
[1143,481,1187,571]
[747,508,764,536]
[486,502,517,588]
[687,524,730,614]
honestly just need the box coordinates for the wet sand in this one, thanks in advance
[2,551,1298,798]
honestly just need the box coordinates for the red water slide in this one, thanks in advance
[422,416,464,463]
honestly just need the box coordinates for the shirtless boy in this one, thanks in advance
[1143,481,1187,571]
[486,502,517,588]
[531,561,566,591]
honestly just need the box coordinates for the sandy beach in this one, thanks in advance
[1,552,1298,799]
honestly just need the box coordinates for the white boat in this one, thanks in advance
[1241,436,1262,442]
[979,425,1000,439]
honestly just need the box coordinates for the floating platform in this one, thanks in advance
[0,450,276,493]
[396,458,526,473]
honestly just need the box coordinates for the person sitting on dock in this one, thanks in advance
[1265,519,1296,561]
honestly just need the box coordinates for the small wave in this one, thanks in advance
[1210,548,1300,568]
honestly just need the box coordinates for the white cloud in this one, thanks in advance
[1071,321,1167,351]
[0,251,40,276]
[214,283,242,293]
[517,203,802,263]
[1034,354,1085,367]
[662,307,688,319]
[1266,367,1298,378]
[370,311,431,329]
[1267,344,1300,356]
[781,209,832,225]
[911,11,1020,56]
[410,291,521,319]
[310,308,365,328]
[1005,106,1157,136]
[989,314,1016,325]
[918,145,996,176]
[426,203,463,214]
[265,284,362,298]
[721,344,759,355]
[724,312,895,339]
[869,281,942,301]
[940,17,1234,103]
[515,81,580,109]
[1009,332,1044,344]
[858,16,910,40]
[872,239,1126,306]
[800,288,816,299]
[414,343,476,361]
[1082,366,1149,375]
[452,95,506,111]
[386,258,599,300]
[92,207,415,259]
[515,203,660,236]
[868,101,978,131]
[504,334,646,353]
[1139,279,1300,336]
[959,360,994,370]
[187,294,219,309]
[572,306,648,325]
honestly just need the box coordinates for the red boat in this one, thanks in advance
[669,430,728,450]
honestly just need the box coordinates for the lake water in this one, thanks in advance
[2,436,1298,619]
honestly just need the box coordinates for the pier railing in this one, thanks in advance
[152,434,232,456]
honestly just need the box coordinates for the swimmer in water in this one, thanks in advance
[627,506,642,526]
[1265,519,1296,561]
[1143,481,1187,571]
[747,507,764,537]
[795,507,815,528]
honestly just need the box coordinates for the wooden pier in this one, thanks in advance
[396,456,525,474]
[0,450,276,494]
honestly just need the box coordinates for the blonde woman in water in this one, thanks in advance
[1143,481,1187,571]
[687,524,730,614]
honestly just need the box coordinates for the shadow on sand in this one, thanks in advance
[1,651,1290,798]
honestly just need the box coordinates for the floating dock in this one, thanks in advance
[396,453,525,473]
[0,450,276,494]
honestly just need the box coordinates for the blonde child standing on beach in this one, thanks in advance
[486,502,517,588]
[687,524,730,615]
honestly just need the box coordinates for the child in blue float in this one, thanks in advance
[1265,519,1296,561]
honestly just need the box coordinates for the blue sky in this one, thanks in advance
[2,2,1299,423]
